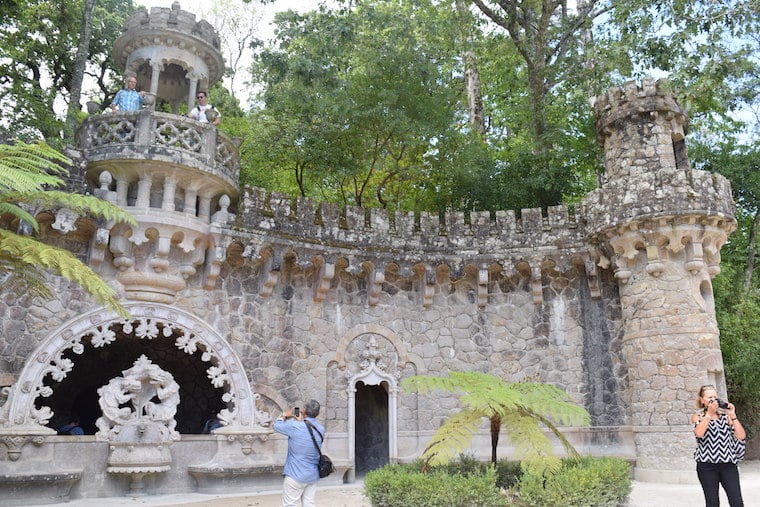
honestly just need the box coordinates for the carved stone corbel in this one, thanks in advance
[422,265,436,308]
[313,261,335,303]
[531,264,543,305]
[258,256,280,298]
[368,270,385,306]
[477,267,489,308]
[585,256,602,299]
[645,244,664,277]
[0,434,46,462]
[685,241,705,275]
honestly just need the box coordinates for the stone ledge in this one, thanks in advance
[188,463,282,494]
[0,468,82,506]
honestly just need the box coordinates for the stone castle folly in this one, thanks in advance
[0,2,737,504]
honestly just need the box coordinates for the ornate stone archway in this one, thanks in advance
[346,335,400,474]
[3,303,262,432]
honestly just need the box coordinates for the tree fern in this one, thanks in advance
[0,229,127,317]
[402,372,590,476]
[1,140,134,317]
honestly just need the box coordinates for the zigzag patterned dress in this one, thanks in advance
[694,413,746,464]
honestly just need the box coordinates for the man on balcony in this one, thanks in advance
[189,91,221,126]
[110,76,145,113]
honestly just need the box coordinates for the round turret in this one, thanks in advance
[594,78,689,180]
[113,1,225,112]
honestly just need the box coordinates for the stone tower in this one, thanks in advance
[78,1,239,304]
[583,79,736,481]
[113,0,224,112]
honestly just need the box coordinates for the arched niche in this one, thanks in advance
[3,303,260,431]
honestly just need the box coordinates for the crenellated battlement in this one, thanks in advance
[594,78,688,139]
[118,2,219,50]
[237,186,584,254]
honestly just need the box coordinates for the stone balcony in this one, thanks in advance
[77,110,240,303]
[78,109,240,196]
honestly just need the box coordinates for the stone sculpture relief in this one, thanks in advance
[96,354,181,443]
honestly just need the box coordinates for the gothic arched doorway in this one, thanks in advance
[354,381,389,475]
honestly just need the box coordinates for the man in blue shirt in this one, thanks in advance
[110,76,145,112]
[273,399,326,507]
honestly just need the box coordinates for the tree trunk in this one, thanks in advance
[490,414,501,463]
[65,0,97,141]
[456,0,486,137]
[744,209,760,292]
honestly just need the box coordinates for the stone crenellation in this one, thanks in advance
[238,186,583,253]
[118,2,220,50]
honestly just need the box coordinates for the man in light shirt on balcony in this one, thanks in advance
[110,76,145,112]
[189,91,221,126]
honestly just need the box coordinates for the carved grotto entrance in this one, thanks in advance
[4,303,262,435]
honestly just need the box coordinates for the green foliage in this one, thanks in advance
[515,456,632,507]
[0,0,134,141]
[402,372,590,474]
[435,454,523,491]
[364,462,508,507]
[607,0,759,134]
[0,140,135,317]
[363,456,629,507]
[246,0,476,209]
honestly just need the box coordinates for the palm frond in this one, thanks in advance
[0,229,129,318]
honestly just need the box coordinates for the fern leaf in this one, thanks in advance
[0,202,39,232]
[0,141,69,193]
[421,409,483,468]
[7,190,138,227]
[0,229,129,318]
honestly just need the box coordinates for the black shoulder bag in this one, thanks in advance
[304,421,335,478]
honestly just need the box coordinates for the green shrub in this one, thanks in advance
[364,463,508,507]
[515,456,632,507]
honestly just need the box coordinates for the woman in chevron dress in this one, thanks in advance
[692,385,747,507]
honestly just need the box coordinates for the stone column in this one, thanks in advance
[583,79,736,482]
[149,62,163,95]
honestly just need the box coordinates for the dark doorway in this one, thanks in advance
[354,381,389,475]
[41,322,227,435]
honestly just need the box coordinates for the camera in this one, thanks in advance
[293,407,300,417]
[717,399,730,410]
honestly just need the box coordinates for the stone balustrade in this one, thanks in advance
[77,110,240,190]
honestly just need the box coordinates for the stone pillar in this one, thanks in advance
[583,79,736,482]
[187,73,199,113]
[150,62,163,95]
